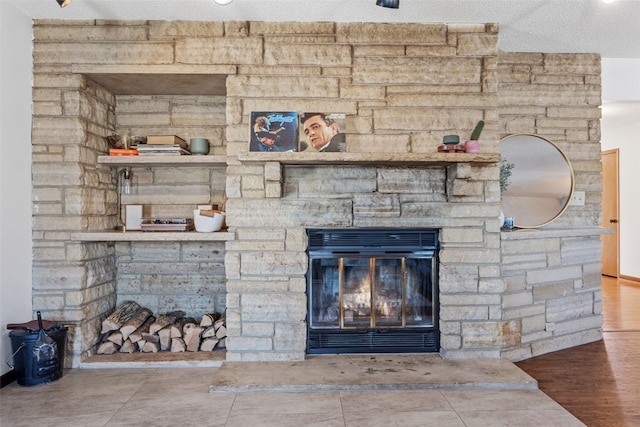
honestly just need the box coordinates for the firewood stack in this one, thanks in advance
[96,300,227,355]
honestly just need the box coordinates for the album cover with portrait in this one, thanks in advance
[298,113,347,153]
[249,112,298,152]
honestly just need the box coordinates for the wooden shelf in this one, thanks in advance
[237,152,500,166]
[98,155,228,168]
[71,231,235,242]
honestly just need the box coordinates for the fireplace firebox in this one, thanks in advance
[306,229,439,354]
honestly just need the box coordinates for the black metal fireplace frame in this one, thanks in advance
[306,228,439,354]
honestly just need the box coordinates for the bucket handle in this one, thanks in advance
[5,343,25,370]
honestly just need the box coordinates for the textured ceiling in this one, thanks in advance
[5,0,640,58]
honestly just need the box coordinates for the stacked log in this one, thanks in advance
[96,301,226,355]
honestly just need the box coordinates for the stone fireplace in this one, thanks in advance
[29,20,605,366]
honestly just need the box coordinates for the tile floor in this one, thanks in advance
[0,366,584,426]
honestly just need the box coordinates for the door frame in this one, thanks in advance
[601,149,620,278]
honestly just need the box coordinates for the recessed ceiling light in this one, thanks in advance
[214,0,234,5]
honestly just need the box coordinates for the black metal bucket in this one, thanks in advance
[7,312,68,387]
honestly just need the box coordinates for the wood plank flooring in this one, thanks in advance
[516,276,640,427]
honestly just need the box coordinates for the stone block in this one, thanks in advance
[440,334,462,350]
[265,182,282,198]
[34,42,174,65]
[176,37,263,65]
[461,320,521,347]
[377,167,446,194]
[553,315,602,335]
[521,314,546,334]
[241,293,306,322]
[532,281,574,301]
[546,294,594,323]
[345,134,411,154]
[240,251,307,276]
[33,294,66,310]
[502,303,546,321]
[264,162,282,182]
[148,21,225,38]
[227,240,285,252]
[543,54,601,75]
[449,179,484,197]
[226,336,273,352]
[285,229,307,252]
[478,278,506,293]
[264,43,352,67]
[353,57,480,85]
[440,294,501,306]
[337,23,446,44]
[439,265,478,292]
[440,228,484,244]
[527,265,582,285]
[228,75,339,98]
[228,198,353,228]
[530,329,602,357]
[32,117,86,145]
[456,33,498,56]
[226,278,290,293]
[242,322,275,336]
[273,322,306,351]
[405,45,457,57]
[440,306,488,321]
[251,21,335,35]
[353,194,401,218]
[502,291,533,309]
[33,73,85,89]
[35,23,149,42]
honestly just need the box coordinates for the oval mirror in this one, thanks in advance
[500,134,574,228]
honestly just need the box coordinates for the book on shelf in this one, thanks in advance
[109,148,139,156]
[137,145,191,156]
[146,135,187,149]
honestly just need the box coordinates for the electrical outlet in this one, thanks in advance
[570,191,585,206]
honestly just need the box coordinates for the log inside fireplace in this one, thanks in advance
[306,228,439,354]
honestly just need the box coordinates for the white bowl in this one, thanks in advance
[193,210,224,232]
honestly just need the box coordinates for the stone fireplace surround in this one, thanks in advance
[29,20,604,366]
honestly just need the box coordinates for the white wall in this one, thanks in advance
[601,59,640,279]
[0,3,33,376]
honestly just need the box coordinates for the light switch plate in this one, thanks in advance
[569,191,585,206]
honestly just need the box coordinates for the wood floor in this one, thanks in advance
[516,276,640,427]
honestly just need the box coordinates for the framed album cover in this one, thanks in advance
[249,112,298,152]
[298,113,346,152]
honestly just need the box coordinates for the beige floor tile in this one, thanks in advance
[105,404,228,427]
[343,410,466,427]
[229,391,342,414]
[443,389,565,412]
[225,412,345,427]
[0,383,136,418]
[0,411,116,427]
[340,389,454,414]
[458,409,586,427]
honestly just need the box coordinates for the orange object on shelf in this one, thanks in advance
[109,148,139,156]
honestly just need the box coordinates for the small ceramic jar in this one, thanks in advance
[189,138,210,155]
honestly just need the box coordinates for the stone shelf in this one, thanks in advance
[98,155,228,168]
[500,226,611,239]
[71,231,235,242]
[237,152,500,166]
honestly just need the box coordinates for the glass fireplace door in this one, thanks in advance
[309,256,435,330]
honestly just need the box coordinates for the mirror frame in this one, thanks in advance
[500,133,575,229]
